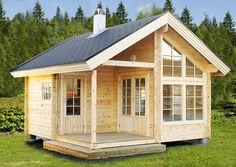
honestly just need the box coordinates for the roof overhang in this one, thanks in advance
[11,12,230,78]
[10,63,90,78]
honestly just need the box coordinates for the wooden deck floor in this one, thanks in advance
[43,140,166,159]
[64,132,153,143]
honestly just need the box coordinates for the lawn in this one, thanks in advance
[0,115,236,167]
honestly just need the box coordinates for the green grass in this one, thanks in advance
[0,115,236,167]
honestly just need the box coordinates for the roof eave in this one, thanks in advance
[10,63,90,78]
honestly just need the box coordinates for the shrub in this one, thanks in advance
[212,110,236,125]
[0,107,24,133]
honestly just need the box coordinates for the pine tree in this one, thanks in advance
[136,4,163,20]
[94,2,103,15]
[33,1,44,20]
[54,6,63,21]
[115,1,129,24]
[64,11,69,22]
[105,7,113,27]
[223,11,235,32]
[163,0,175,13]
[0,0,7,33]
[75,6,85,23]
[180,7,193,29]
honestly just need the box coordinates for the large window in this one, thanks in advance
[122,77,146,116]
[66,79,81,116]
[163,40,182,77]
[163,85,182,121]
[122,79,131,115]
[135,78,146,116]
[186,85,203,120]
[42,82,52,101]
[186,59,202,78]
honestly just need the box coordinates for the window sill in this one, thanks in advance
[162,120,204,126]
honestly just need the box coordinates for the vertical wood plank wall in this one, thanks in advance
[24,77,29,134]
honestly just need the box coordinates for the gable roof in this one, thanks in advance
[11,14,163,72]
[11,12,230,78]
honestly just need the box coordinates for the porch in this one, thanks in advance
[44,132,165,159]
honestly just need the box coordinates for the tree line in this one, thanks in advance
[0,0,235,108]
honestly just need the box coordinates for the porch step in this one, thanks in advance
[43,140,166,160]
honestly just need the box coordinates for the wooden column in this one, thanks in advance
[154,30,162,143]
[91,70,97,148]
[51,74,58,140]
[24,77,29,135]
[205,73,211,138]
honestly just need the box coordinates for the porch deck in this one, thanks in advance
[55,132,156,149]
[44,132,166,159]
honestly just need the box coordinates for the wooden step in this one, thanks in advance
[43,140,166,160]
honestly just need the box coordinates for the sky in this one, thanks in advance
[2,0,236,26]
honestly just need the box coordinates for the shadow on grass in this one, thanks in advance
[25,139,207,164]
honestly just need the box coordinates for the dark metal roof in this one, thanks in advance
[11,14,163,72]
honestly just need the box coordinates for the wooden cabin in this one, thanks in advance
[10,11,230,159]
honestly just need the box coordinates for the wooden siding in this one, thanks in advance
[161,123,205,142]
[28,75,53,139]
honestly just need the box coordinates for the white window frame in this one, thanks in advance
[162,39,206,125]
[120,73,149,117]
[41,80,52,103]
[63,76,84,118]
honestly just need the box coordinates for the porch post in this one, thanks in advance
[91,70,97,148]
[154,30,163,143]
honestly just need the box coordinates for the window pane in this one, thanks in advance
[186,67,194,77]
[127,79,131,87]
[74,107,80,115]
[123,79,126,87]
[127,88,131,96]
[196,97,202,108]
[196,86,202,96]
[174,67,181,77]
[163,56,172,66]
[135,105,139,116]
[186,59,194,67]
[67,98,73,106]
[186,109,194,120]
[135,79,139,87]
[127,106,131,115]
[163,110,172,121]
[173,97,182,109]
[140,106,145,116]
[140,78,145,87]
[135,88,139,97]
[163,85,172,96]
[140,87,145,99]
[163,97,172,109]
[186,97,194,108]
[127,97,131,105]
[174,85,181,96]
[163,40,172,55]
[163,66,172,76]
[186,86,194,96]
[74,98,80,106]
[173,56,181,66]
[195,67,202,78]
[196,109,203,120]
[174,109,182,121]
[66,107,73,115]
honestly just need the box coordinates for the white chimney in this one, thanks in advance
[93,8,106,35]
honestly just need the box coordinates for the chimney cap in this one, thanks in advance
[95,8,105,15]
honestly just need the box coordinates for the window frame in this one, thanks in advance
[64,76,84,117]
[162,39,206,125]
[120,73,149,117]
[41,81,52,103]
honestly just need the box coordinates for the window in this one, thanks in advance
[121,77,147,116]
[163,40,182,77]
[135,78,146,116]
[42,82,52,101]
[186,85,203,120]
[66,79,81,116]
[163,85,182,121]
[122,79,131,115]
[186,58,202,78]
